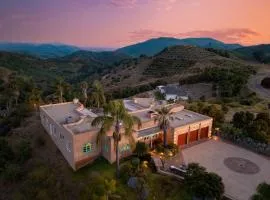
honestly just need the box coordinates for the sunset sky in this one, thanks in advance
[0,0,270,48]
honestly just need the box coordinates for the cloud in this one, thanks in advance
[129,28,260,43]
[109,0,137,8]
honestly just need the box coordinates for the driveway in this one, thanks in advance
[182,139,270,200]
[248,66,270,100]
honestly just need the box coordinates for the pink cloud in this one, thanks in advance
[129,28,260,43]
[109,0,137,7]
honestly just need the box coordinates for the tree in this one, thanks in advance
[91,100,141,178]
[54,77,70,103]
[256,112,270,126]
[90,80,106,108]
[185,163,224,200]
[80,81,89,106]
[29,88,42,112]
[232,111,254,129]
[252,182,270,200]
[134,142,149,157]
[154,106,174,147]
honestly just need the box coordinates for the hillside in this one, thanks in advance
[0,51,126,90]
[102,45,254,92]
[233,44,270,63]
[116,37,242,57]
[60,50,130,65]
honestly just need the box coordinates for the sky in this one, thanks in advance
[0,0,270,48]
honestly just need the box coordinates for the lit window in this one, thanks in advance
[83,143,94,153]
[120,144,130,152]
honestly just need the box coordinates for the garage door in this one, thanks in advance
[178,133,187,146]
[189,130,199,143]
[200,127,209,139]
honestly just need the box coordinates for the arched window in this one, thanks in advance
[83,142,94,153]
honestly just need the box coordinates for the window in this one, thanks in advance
[120,144,130,153]
[53,126,57,138]
[104,143,109,152]
[66,141,72,153]
[59,133,64,140]
[83,142,94,153]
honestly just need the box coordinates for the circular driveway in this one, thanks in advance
[182,139,270,200]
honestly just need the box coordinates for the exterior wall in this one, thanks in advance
[105,133,134,163]
[40,107,75,170]
[173,118,213,145]
[165,94,178,101]
[73,130,101,169]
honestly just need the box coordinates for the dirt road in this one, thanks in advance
[248,65,270,100]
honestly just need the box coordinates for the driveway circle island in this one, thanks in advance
[224,157,260,174]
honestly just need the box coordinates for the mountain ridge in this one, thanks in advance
[116,37,243,57]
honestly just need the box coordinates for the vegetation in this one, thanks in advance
[91,100,142,178]
[154,106,174,146]
[185,163,225,200]
[188,102,225,127]
[233,44,270,63]
[252,182,270,200]
[134,142,149,158]
[230,111,270,143]
[180,67,256,97]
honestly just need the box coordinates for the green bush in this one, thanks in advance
[119,163,133,183]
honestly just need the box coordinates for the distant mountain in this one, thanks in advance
[116,37,242,57]
[0,42,114,59]
[233,44,270,63]
[61,50,130,65]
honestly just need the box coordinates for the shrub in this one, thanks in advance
[119,163,133,182]
[185,163,224,200]
[15,140,32,164]
[134,142,149,157]
[1,163,22,182]
[261,77,270,89]
[0,138,14,172]
[35,136,46,147]
[166,143,179,155]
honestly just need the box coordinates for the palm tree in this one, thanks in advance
[91,100,141,178]
[90,80,106,108]
[80,81,89,105]
[154,106,174,147]
[54,77,69,103]
[29,88,42,113]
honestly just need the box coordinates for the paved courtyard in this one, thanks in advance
[182,139,270,200]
